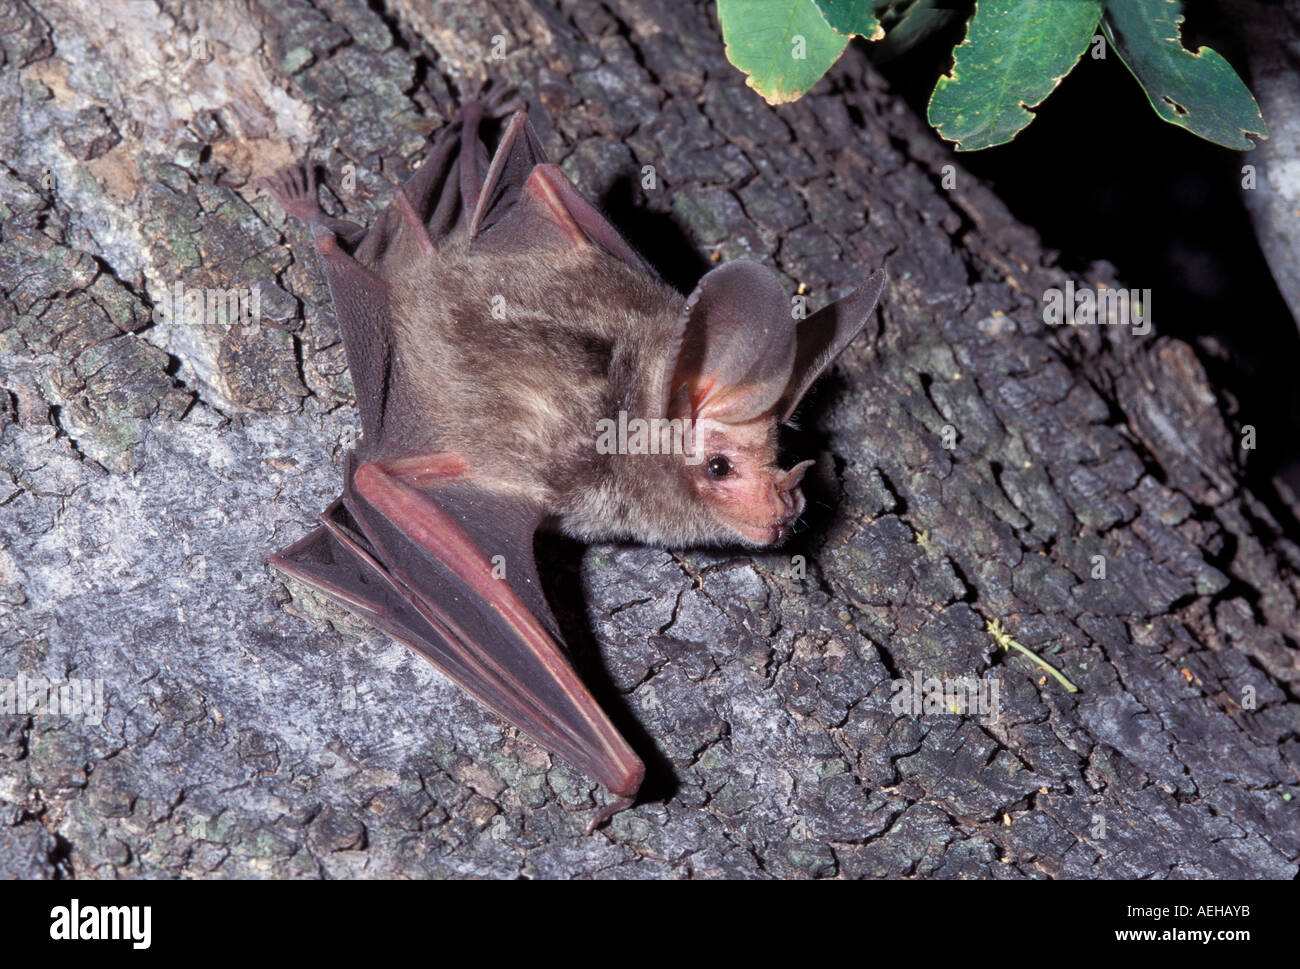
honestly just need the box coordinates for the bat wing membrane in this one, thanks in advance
[467,111,656,274]
[269,500,518,708]
[272,455,645,807]
[354,88,517,268]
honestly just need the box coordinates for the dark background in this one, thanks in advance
[870,1,1300,537]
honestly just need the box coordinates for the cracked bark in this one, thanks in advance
[0,0,1296,878]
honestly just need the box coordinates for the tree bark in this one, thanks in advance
[0,0,1295,878]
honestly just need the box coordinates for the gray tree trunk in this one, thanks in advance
[0,0,1295,878]
[1223,0,1300,331]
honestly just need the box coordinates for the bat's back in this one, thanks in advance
[383,235,683,502]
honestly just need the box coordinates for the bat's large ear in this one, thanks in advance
[659,261,798,424]
[778,268,886,421]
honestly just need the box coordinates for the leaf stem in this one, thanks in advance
[987,618,1079,693]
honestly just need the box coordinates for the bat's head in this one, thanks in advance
[676,409,811,546]
[654,261,886,548]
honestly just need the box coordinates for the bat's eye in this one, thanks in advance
[707,455,732,478]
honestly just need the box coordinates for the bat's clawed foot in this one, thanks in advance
[454,73,486,104]
[484,84,524,119]
[455,75,524,119]
[256,165,322,225]
[257,166,365,248]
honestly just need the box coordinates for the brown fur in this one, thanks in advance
[384,233,791,547]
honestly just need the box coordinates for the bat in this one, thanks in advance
[258,82,885,832]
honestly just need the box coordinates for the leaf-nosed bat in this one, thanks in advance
[259,82,885,831]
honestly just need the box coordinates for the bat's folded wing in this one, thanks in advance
[271,456,645,823]
[270,499,536,727]
[271,498,414,630]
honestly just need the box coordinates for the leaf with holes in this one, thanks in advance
[719,0,881,105]
[927,0,1104,152]
[1104,0,1267,149]
[812,0,884,40]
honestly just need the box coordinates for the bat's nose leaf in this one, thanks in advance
[781,458,815,491]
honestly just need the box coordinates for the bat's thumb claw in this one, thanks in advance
[585,795,637,835]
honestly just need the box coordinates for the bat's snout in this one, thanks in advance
[747,459,812,546]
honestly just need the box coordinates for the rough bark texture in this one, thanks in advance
[0,0,1296,878]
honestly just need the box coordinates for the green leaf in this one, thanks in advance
[928,0,1104,151]
[1104,0,1267,149]
[718,0,848,105]
[812,0,884,40]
